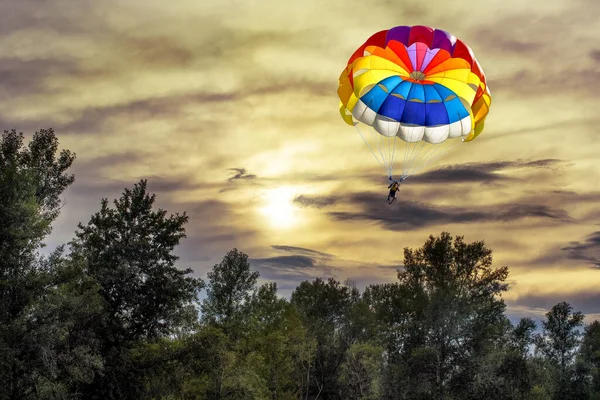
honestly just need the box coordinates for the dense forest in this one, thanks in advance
[1,128,599,400]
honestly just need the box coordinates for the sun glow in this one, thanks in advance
[258,187,300,229]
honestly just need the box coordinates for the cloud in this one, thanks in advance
[562,231,600,268]
[251,254,339,282]
[0,57,79,100]
[68,171,224,201]
[328,192,572,231]
[250,246,339,284]
[0,1,98,36]
[510,291,600,318]
[472,26,543,54]
[591,50,600,62]
[270,245,334,258]
[294,194,339,208]
[218,168,262,193]
[410,159,563,185]
[489,67,600,96]
[250,244,399,292]
[227,168,257,182]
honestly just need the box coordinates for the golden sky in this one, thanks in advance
[2,0,599,323]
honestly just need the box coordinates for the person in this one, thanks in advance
[386,176,406,205]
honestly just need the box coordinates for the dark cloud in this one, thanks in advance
[562,231,600,268]
[328,192,572,231]
[121,35,197,69]
[254,255,317,269]
[0,57,104,101]
[73,152,145,173]
[271,245,334,258]
[55,91,236,134]
[524,228,600,269]
[591,49,600,62]
[69,171,224,201]
[219,168,261,193]
[0,1,100,36]
[357,159,565,187]
[411,159,562,185]
[250,254,338,282]
[294,194,339,208]
[510,291,600,317]
[227,168,256,182]
[249,244,397,287]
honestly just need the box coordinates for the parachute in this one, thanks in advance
[337,25,492,181]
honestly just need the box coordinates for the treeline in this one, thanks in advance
[1,128,599,400]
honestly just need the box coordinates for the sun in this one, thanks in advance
[258,187,299,229]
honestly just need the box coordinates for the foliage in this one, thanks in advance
[2,128,599,399]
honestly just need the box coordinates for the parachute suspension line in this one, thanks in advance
[379,133,391,177]
[373,130,385,174]
[409,139,463,177]
[402,137,418,178]
[387,135,394,178]
[406,139,461,177]
[406,113,470,176]
[404,139,428,177]
[389,135,398,178]
[402,142,416,176]
[377,131,393,179]
[354,124,388,176]
[405,140,437,177]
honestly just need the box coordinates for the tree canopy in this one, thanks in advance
[1,128,598,400]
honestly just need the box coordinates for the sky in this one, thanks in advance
[1,0,599,324]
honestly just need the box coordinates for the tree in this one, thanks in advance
[194,249,266,399]
[338,342,384,400]
[246,282,311,400]
[291,278,360,399]
[395,232,510,399]
[69,179,204,399]
[580,321,600,397]
[0,128,75,399]
[480,318,537,400]
[201,248,259,332]
[535,302,585,399]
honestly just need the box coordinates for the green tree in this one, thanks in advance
[338,341,384,400]
[394,232,509,399]
[201,248,259,332]
[470,318,537,400]
[246,282,311,400]
[192,249,268,399]
[580,321,600,398]
[535,302,585,399]
[0,128,75,399]
[291,277,360,399]
[69,179,203,399]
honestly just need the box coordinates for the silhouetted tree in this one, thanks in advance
[69,179,203,399]
[0,128,76,399]
[534,302,585,399]
[291,277,360,399]
[201,248,259,330]
[579,321,600,398]
[383,232,510,399]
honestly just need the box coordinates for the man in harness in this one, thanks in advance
[386,176,406,205]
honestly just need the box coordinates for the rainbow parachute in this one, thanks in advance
[338,25,491,180]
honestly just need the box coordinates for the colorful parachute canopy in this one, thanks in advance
[338,25,491,146]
